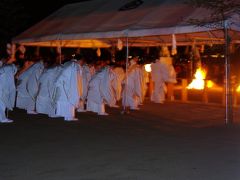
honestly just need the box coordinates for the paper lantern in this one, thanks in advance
[200,45,205,53]
[117,39,123,50]
[6,43,12,55]
[171,34,177,55]
[97,48,101,57]
[56,46,61,54]
[19,45,26,54]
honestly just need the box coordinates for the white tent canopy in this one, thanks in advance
[13,0,240,48]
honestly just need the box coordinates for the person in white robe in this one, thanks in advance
[137,65,147,105]
[160,59,177,101]
[16,60,44,114]
[151,59,167,103]
[54,60,82,121]
[122,57,143,111]
[0,59,4,67]
[36,63,62,117]
[151,47,177,103]
[87,64,117,115]
[141,65,149,102]
[16,61,44,114]
[0,63,17,123]
[75,55,92,112]
[88,62,96,76]
[113,65,125,101]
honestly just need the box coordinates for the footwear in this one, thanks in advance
[77,108,86,112]
[64,117,78,121]
[0,119,13,123]
[27,110,38,115]
[98,112,109,116]
[121,110,130,114]
[49,115,61,118]
[130,107,140,110]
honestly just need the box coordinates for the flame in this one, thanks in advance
[206,80,214,88]
[237,85,240,92]
[144,64,152,72]
[187,68,206,90]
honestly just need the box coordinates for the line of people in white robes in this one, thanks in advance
[0,52,176,123]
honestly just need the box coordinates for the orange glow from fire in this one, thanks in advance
[187,68,215,90]
[144,64,152,72]
[237,85,240,92]
[187,68,206,90]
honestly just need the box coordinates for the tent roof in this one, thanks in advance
[13,0,240,47]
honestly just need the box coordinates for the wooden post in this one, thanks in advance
[233,88,237,107]
[167,83,174,101]
[148,74,153,98]
[222,82,226,106]
[181,79,188,102]
[203,81,208,104]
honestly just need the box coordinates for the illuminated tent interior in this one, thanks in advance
[13,0,240,48]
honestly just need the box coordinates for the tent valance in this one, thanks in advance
[13,0,240,47]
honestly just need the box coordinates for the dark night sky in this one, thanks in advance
[20,0,88,26]
[0,0,89,46]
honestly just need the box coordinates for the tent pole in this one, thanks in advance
[224,20,233,125]
[59,40,62,64]
[123,36,129,113]
[60,45,62,64]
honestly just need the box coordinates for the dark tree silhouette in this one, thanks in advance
[185,0,240,28]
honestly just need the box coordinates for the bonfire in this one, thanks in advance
[187,68,215,90]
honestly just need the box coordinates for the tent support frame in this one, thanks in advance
[224,20,233,125]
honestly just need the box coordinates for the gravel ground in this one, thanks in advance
[1,101,240,180]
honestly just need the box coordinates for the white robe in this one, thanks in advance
[55,61,82,119]
[77,64,92,111]
[16,61,44,112]
[122,64,143,110]
[113,67,125,101]
[0,60,3,67]
[151,60,167,103]
[87,66,116,115]
[0,64,17,121]
[36,66,62,117]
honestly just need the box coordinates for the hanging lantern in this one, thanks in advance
[6,43,16,59]
[230,44,235,54]
[97,48,101,57]
[11,44,16,54]
[200,45,205,53]
[6,43,12,55]
[192,44,200,60]
[117,39,123,50]
[161,46,170,57]
[76,48,81,54]
[171,34,177,55]
[18,45,26,54]
[56,45,61,54]
[146,47,150,54]
[184,46,190,55]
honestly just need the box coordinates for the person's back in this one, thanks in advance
[113,66,125,101]
[0,64,17,123]
[87,66,109,115]
[150,59,166,103]
[55,60,81,121]
[122,60,143,110]
[16,61,44,114]
[36,65,62,117]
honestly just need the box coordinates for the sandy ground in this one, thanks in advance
[1,101,240,180]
